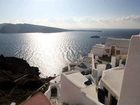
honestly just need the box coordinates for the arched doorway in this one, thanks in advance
[111,46,116,56]
[51,87,57,97]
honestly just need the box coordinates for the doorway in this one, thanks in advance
[109,95,118,105]
[51,87,57,97]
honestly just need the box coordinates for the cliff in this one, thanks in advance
[0,55,54,104]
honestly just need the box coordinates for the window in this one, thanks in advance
[116,50,120,55]
[105,49,110,53]
[109,95,118,105]
[103,87,108,97]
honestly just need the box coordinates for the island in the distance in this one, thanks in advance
[0,23,102,33]
[0,23,68,33]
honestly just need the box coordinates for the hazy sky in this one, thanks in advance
[0,0,140,29]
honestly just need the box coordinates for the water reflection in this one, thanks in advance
[26,33,70,77]
[0,31,109,77]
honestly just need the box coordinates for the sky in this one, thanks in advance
[0,0,140,29]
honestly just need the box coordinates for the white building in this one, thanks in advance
[99,67,124,105]
[60,71,103,105]
[92,44,105,57]
[45,76,61,99]
[104,38,130,57]
[118,35,140,105]
[45,35,140,105]
[98,35,140,105]
[91,38,130,58]
[71,56,92,75]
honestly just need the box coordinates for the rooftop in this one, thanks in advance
[63,71,102,105]
[101,67,124,98]
[64,71,88,88]
[20,92,52,105]
[81,85,98,101]
[93,44,105,48]
[50,76,60,84]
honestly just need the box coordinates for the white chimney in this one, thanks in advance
[111,56,116,67]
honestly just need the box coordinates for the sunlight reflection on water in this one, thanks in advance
[0,29,137,77]
[26,33,71,77]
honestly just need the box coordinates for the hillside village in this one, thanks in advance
[19,34,140,105]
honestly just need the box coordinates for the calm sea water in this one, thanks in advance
[0,29,140,77]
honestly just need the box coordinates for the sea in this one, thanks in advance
[0,29,140,77]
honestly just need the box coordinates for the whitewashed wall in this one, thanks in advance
[60,74,103,105]
[118,35,140,105]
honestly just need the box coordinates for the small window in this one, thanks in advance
[105,49,110,53]
[103,87,108,97]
